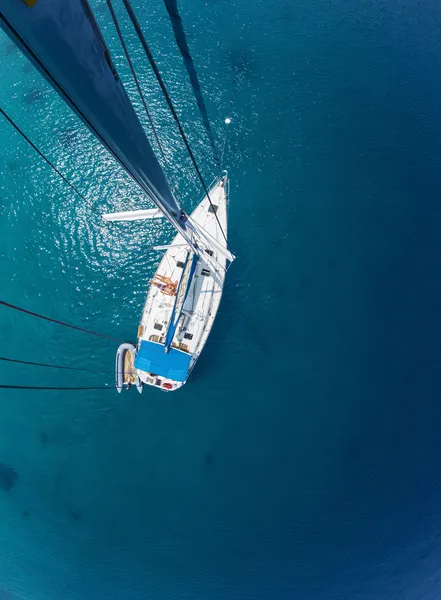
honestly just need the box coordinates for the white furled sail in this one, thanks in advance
[102,209,164,222]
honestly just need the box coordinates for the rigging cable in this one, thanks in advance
[121,0,229,246]
[0,385,115,391]
[0,107,94,210]
[0,11,158,215]
[0,13,131,202]
[161,0,221,172]
[0,356,108,373]
[0,300,124,343]
[105,0,178,193]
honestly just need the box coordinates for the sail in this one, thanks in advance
[0,0,180,221]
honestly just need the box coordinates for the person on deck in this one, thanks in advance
[151,274,177,296]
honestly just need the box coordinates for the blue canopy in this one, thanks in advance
[135,341,191,382]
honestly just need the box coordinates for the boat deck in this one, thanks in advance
[136,177,229,390]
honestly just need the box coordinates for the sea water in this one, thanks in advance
[1,0,441,598]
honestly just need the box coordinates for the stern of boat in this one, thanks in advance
[137,370,186,392]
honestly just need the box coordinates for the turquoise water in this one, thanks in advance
[2,0,441,598]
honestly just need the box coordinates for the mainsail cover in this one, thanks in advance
[0,0,180,221]
[164,252,198,351]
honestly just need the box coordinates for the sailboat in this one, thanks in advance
[0,0,234,393]
[107,174,231,392]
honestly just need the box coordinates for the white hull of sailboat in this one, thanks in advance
[135,174,229,391]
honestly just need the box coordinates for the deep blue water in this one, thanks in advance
[1,0,441,598]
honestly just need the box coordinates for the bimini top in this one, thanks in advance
[135,340,191,382]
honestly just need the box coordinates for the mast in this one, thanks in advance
[0,0,196,250]
[164,253,199,351]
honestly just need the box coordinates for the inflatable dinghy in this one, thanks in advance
[115,343,143,393]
